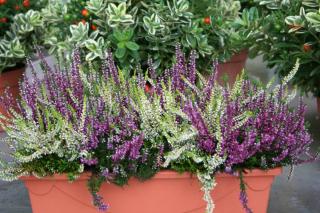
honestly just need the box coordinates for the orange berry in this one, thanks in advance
[145,82,152,94]
[81,9,89,17]
[91,24,97,31]
[23,0,30,7]
[0,17,8,23]
[14,5,20,10]
[203,17,211,25]
[0,0,7,5]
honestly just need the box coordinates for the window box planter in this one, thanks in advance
[21,168,281,213]
[0,66,24,131]
[217,49,249,85]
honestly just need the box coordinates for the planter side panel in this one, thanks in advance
[22,169,281,213]
[214,175,275,213]
[24,179,96,213]
[24,178,206,213]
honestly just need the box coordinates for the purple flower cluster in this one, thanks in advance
[112,134,144,162]
[93,193,109,211]
[0,45,315,213]
[183,101,216,153]
[143,46,314,168]
[220,84,313,168]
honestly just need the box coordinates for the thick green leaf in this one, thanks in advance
[115,47,126,59]
[125,41,139,51]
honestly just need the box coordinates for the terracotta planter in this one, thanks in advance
[0,67,25,131]
[21,168,281,213]
[217,49,249,85]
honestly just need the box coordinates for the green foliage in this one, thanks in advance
[243,0,320,97]
[0,1,47,72]
[0,10,44,72]
[0,0,46,37]
[42,0,251,74]
[22,154,83,177]
[41,0,100,57]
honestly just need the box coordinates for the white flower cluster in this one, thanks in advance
[0,105,84,179]
[135,89,163,141]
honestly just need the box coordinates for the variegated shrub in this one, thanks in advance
[0,0,47,72]
[43,0,244,74]
[0,9,46,72]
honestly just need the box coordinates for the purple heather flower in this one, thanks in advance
[148,58,157,80]
[107,51,120,85]
[221,79,313,167]
[101,168,115,180]
[80,157,99,166]
[92,193,109,212]
[112,134,144,162]
[187,50,197,85]
[101,53,111,80]
[240,190,253,213]
[183,101,215,153]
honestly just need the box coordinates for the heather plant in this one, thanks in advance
[0,48,221,211]
[0,49,161,210]
[219,61,315,212]
[162,48,315,212]
[0,47,315,213]
[122,47,314,212]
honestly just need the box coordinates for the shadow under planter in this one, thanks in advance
[217,50,249,85]
[0,66,25,131]
[21,168,281,213]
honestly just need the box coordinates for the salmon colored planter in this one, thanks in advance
[0,67,25,131]
[217,49,249,85]
[21,168,281,213]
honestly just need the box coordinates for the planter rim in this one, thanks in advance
[0,66,25,76]
[20,167,282,181]
[226,49,249,63]
[1,64,25,74]
[0,66,25,89]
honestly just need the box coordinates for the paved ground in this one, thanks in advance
[0,57,319,213]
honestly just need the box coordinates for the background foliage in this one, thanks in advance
[0,0,47,72]
[43,0,246,75]
[244,0,320,97]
